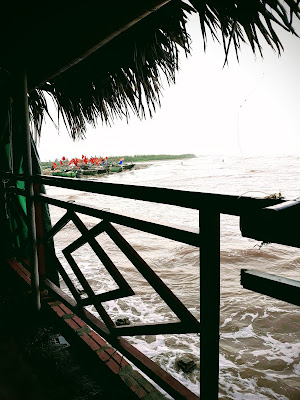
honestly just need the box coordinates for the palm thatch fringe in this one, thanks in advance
[27,0,300,139]
[190,0,300,63]
[29,0,193,139]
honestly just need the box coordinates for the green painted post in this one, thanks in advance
[200,209,220,399]
[16,69,41,311]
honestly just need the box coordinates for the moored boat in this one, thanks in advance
[110,166,122,172]
[122,163,135,170]
[51,171,77,178]
[79,169,98,176]
[97,169,107,175]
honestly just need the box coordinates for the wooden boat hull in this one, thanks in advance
[81,169,98,176]
[110,166,122,172]
[51,171,77,178]
[122,164,135,170]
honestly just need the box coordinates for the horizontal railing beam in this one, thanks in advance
[2,172,25,181]
[3,172,284,216]
[31,174,283,215]
[241,269,300,307]
[36,194,200,246]
[7,187,26,197]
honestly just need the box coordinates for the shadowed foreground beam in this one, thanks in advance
[241,269,300,307]
[200,209,220,399]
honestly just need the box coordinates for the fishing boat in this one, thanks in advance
[110,165,122,173]
[97,169,107,175]
[82,169,98,175]
[122,163,135,170]
[77,168,98,176]
[51,170,77,178]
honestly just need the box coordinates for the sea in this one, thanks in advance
[44,155,300,400]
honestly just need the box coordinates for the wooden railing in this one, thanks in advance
[2,172,291,400]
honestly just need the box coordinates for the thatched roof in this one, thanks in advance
[0,0,299,139]
[191,0,300,59]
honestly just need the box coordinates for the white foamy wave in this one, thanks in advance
[127,334,200,396]
[84,293,200,396]
[219,373,289,400]
[220,354,237,369]
[221,324,256,340]
[293,362,300,375]
[220,312,239,328]
[251,333,300,364]
[241,312,258,322]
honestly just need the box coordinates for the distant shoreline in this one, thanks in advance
[108,154,196,162]
[41,154,196,167]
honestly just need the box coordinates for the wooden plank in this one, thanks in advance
[6,258,31,285]
[7,187,26,197]
[44,211,72,242]
[33,175,283,215]
[111,321,199,336]
[105,222,200,331]
[2,172,25,182]
[241,269,300,306]
[63,216,134,297]
[62,216,115,331]
[47,301,142,394]
[47,251,82,304]
[37,193,199,246]
[3,171,285,215]
[240,201,300,248]
[43,278,199,400]
[63,220,106,253]
[79,288,134,306]
[6,258,194,398]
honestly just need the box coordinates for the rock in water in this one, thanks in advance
[115,317,130,326]
[176,357,196,373]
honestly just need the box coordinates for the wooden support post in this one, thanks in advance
[200,209,220,399]
[34,183,46,278]
[16,69,41,311]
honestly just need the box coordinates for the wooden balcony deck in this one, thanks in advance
[0,262,165,400]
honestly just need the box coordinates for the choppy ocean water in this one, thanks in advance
[45,155,300,399]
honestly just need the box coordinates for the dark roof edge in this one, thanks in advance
[31,0,171,91]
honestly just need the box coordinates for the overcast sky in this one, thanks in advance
[37,13,300,161]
